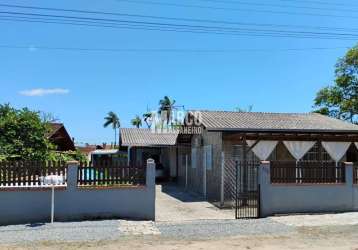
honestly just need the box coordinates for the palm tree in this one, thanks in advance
[158,96,176,127]
[235,105,253,112]
[131,115,142,128]
[143,112,153,128]
[103,111,120,147]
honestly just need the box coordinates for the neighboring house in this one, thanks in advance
[176,111,358,203]
[90,149,127,166]
[47,123,75,151]
[76,143,128,164]
[120,128,179,179]
[76,144,97,161]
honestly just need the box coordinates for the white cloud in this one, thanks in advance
[19,88,70,97]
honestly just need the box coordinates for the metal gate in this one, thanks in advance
[234,161,260,219]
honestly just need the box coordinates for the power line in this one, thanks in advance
[0,44,350,53]
[1,3,358,33]
[0,17,356,40]
[0,16,341,39]
[196,0,358,13]
[115,0,358,19]
[1,11,358,40]
[276,0,358,8]
[1,16,357,40]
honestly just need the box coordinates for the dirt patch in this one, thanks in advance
[271,212,358,227]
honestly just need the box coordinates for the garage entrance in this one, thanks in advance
[155,184,233,222]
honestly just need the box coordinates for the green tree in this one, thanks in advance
[48,150,88,162]
[131,115,142,128]
[158,96,176,126]
[314,45,358,123]
[0,104,54,160]
[143,112,153,128]
[103,111,120,146]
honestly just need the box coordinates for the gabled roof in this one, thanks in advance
[46,123,64,138]
[47,122,75,151]
[120,128,178,147]
[188,110,358,133]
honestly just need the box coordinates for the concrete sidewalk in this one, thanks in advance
[155,184,234,222]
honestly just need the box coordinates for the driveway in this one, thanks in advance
[155,184,234,222]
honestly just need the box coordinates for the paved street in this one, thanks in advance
[155,184,233,222]
[1,213,358,249]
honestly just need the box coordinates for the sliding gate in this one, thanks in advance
[224,159,261,219]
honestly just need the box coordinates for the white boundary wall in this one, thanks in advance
[259,161,357,217]
[0,160,156,225]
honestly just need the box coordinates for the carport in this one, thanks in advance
[156,184,233,222]
[120,128,179,180]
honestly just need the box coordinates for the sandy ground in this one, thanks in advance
[3,212,358,250]
[3,227,358,250]
[271,212,358,227]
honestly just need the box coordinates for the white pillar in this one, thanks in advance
[345,162,353,186]
[127,146,131,166]
[203,149,207,198]
[51,186,55,224]
[66,161,79,191]
[344,162,354,211]
[258,161,271,217]
[185,154,188,189]
[146,158,156,220]
[146,158,156,188]
[220,151,225,207]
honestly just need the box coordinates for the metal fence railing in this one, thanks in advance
[0,161,67,187]
[77,161,146,186]
[271,161,345,184]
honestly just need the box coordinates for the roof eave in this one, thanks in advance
[122,143,176,147]
[206,127,358,134]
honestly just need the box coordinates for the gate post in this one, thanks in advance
[345,162,353,186]
[220,151,225,207]
[185,154,188,190]
[146,159,156,188]
[66,161,79,192]
[258,161,270,217]
[146,158,156,221]
[344,162,354,210]
[235,160,239,219]
[203,149,207,199]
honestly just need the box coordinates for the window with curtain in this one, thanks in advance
[302,143,331,161]
[232,143,276,162]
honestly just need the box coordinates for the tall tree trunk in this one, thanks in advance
[114,128,117,147]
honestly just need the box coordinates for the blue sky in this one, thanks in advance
[0,0,357,144]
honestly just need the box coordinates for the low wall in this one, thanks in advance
[259,162,357,217]
[0,161,156,225]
